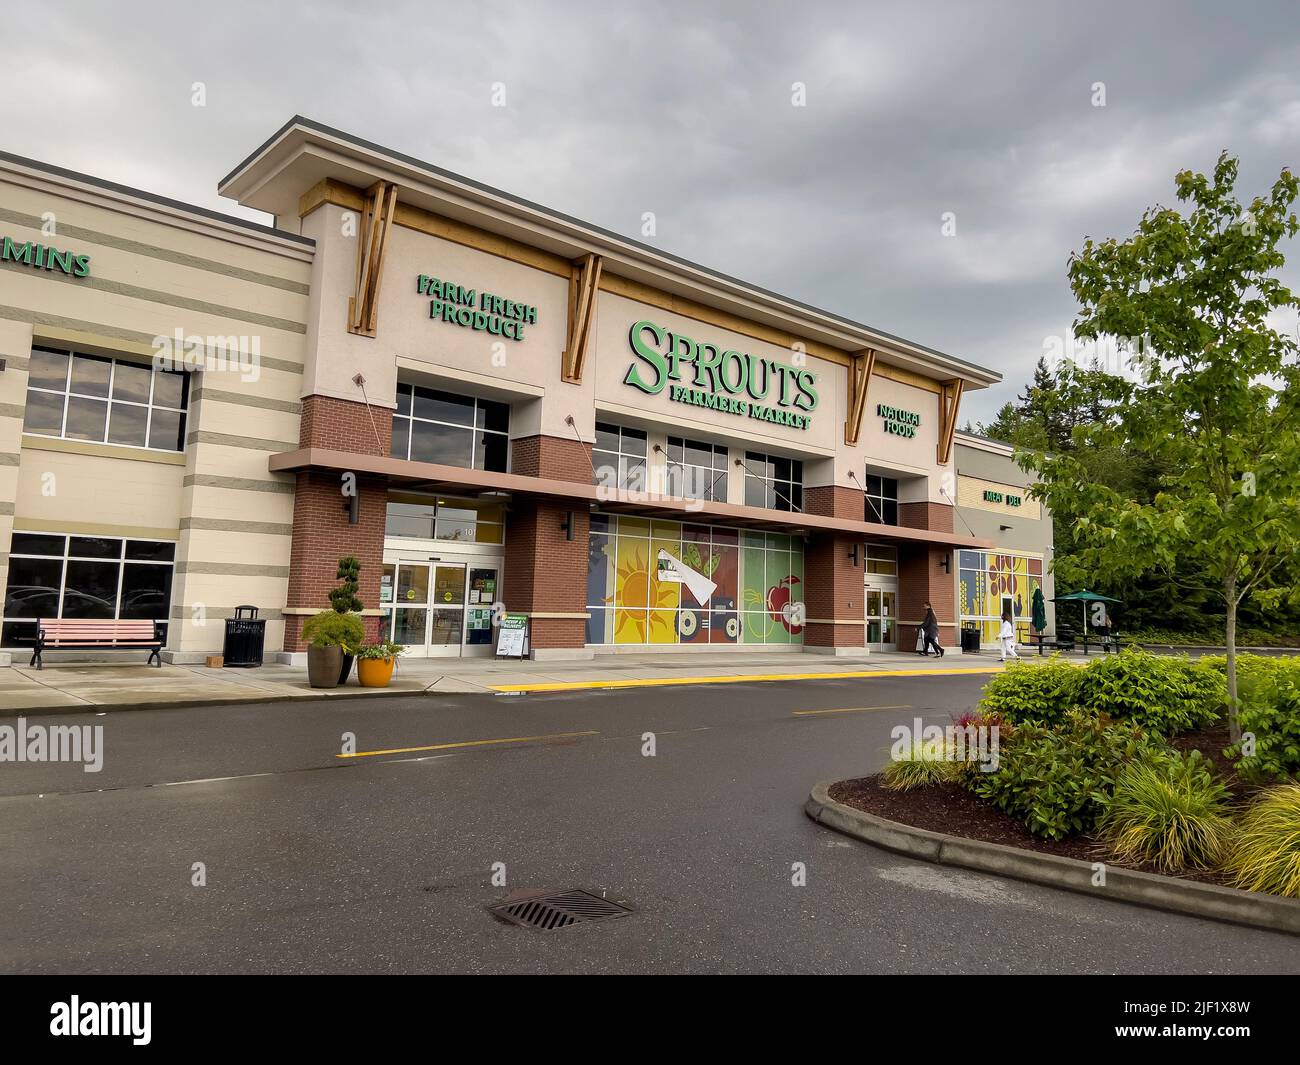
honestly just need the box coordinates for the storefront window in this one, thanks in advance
[23,347,189,452]
[586,513,804,646]
[958,550,1044,644]
[864,474,899,525]
[384,492,505,544]
[592,422,647,491]
[391,383,509,471]
[665,436,727,502]
[742,451,803,512]
[865,543,898,575]
[2,532,175,645]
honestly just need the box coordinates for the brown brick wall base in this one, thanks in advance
[285,394,392,653]
[898,544,957,643]
[900,500,955,533]
[503,497,589,649]
[511,434,593,483]
[803,532,867,650]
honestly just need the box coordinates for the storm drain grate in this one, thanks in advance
[490,889,632,930]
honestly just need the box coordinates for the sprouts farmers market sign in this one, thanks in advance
[624,320,819,430]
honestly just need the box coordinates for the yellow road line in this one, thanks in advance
[337,730,599,759]
[488,665,1006,694]
[792,704,913,716]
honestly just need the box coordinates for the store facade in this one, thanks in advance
[0,118,1023,663]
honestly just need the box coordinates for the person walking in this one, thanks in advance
[999,606,1019,662]
[921,602,944,657]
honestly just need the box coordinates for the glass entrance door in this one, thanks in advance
[382,561,470,657]
[865,583,898,651]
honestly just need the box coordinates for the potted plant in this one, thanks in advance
[355,639,405,688]
[328,555,364,684]
[302,610,365,689]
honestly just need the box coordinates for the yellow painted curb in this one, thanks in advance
[488,665,1008,694]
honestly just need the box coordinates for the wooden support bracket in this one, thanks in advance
[844,348,877,445]
[562,253,603,383]
[937,378,964,464]
[348,180,399,338]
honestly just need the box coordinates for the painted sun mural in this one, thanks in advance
[586,515,803,646]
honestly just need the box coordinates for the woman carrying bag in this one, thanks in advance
[920,603,944,657]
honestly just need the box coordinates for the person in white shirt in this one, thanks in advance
[999,607,1019,662]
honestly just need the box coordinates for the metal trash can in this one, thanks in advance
[222,605,266,667]
[961,621,981,654]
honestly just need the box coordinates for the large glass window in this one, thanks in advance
[958,550,1045,645]
[23,347,189,452]
[742,451,803,512]
[666,436,727,502]
[586,513,804,647]
[384,492,506,544]
[864,474,899,525]
[2,532,175,645]
[390,383,509,471]
[592,422,647,491]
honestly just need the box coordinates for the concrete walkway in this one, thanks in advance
[0,649,1057,715]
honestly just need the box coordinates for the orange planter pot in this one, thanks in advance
[357,657,396,688]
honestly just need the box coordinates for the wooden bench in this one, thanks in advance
[30,618,164,669]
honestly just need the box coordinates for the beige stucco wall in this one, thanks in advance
[300,203,575,437]
[0,168,312,656]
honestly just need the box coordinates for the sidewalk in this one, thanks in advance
[0,649,1047,715]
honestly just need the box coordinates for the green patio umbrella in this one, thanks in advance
[1031,587,1047,633]
[1052,590,1123,655]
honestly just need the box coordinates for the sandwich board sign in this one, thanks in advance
[496,614,528,658]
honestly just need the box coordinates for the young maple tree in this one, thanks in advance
[1024,153,1300,740]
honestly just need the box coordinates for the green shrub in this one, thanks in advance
[1208,655,1300,782]
[964,711,1163,840]
[1224,785,1300,897]
[301,610,365,650]
[356,639,405,660]
[1098,750,1233,872]
[1074,650,1224,735]
[881,741,959,790]
[976,659,1083,725]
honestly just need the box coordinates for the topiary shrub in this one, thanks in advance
[1074,649,1224,735]
[1098,750,1233,872]
[964,711,1164,840]
[1224,784,1300,897]
[301,609,365,651]
[329,556,363,614]
[976,659,1083,726]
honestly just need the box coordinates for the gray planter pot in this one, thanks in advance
[307,644,342,689]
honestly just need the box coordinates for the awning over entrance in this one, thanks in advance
[268,447,993,551]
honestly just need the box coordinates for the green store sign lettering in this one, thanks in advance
[417,274,537,341]
[983,489,1023,506]
[624,320,818,431]
[877,403,920,438]
[1,236,91,278]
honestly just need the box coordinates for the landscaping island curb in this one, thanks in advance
[806,780,1300,936]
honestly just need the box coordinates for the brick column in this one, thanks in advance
[505,434,592,658]
[898,501,957,647]
[802,484,866,653]
[283,396,393,653]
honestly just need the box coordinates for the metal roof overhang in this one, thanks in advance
[269,448,992,551]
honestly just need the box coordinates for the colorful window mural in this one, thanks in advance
[958,550,1044,644]
[586,513,804,646]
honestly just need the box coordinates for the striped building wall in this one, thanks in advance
[0,156,314,659]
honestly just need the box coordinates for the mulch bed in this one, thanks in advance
[827,723,1252,886]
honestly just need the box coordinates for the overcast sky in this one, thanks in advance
[4,0,1297,421]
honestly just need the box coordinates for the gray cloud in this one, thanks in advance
[4,0,1297,420]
